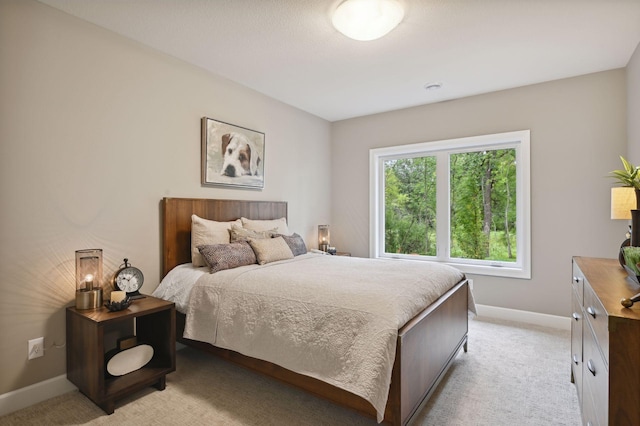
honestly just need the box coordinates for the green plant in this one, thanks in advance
[622,246,640,275]
[610,156,640,190]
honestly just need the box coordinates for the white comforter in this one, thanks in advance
[180,254,465,422]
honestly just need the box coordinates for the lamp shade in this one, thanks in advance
[611,187,635,220]
[318,225,330,251]
[332,0,404,41]
[75,249,103,309]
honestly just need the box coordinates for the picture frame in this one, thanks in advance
[201,117,265,189]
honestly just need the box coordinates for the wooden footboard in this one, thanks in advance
[393,279,468,425]
[175,279,468,425]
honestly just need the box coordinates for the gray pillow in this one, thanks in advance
[198,241,257,273]
[273,233,307,256]
[229,223,275,242]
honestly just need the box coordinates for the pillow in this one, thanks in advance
[273,233,307,256]
[229,223,275,242]
[191,215,242,267]
[197,241,257,273]
[248,237,294,265]
[241,217,289,235]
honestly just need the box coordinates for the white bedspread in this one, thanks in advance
[182,254,465,422]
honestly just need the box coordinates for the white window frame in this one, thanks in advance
[370,130,531,279]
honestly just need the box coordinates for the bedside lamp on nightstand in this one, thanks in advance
[318,225,330,252]
[75,249,103,309]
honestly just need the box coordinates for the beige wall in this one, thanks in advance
[330,70,628,318]
[0,0,331,395]
[628,42,640,160]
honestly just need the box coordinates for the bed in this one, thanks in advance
[158,197,471,425]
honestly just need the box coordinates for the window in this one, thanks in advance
[370,130,530,279]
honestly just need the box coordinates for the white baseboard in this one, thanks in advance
[0,374,77,417]
[0,345,191,417]
[475,304,571,330]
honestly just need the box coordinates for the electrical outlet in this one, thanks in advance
[28,337,44,360]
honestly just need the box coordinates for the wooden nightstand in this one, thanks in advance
[335,252,351,256]
[66,296,176,414]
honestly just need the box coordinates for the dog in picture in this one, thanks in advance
[220,132,261,177]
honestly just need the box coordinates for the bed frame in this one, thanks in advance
[161,197,469,425]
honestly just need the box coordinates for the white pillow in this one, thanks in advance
[191,215,242,267]
[241,217,289,235]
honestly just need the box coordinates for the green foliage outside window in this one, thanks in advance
[384,156,437,255]
[384,148,517,262]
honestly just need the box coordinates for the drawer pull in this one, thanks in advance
[572,312,580,321]
[572,354,579,365]
[586,306,596,318]
[587,359,596,376]
[573,276,582,284]
[621,292,640,308]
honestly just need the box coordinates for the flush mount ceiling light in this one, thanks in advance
[332,0,404,41]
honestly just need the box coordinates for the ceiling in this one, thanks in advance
[37,0,640,122]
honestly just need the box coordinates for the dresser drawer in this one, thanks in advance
[583,322,608,426]
[572,260,585,305]
[581,387,599,426]
[583,281,609,365]
[570,287,583,402]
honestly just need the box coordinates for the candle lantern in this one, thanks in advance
[318,225,330,252]
[75,249,103,309]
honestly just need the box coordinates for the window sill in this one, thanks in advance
[378,254,531,279]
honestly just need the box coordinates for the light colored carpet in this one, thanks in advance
[0,317,581,425]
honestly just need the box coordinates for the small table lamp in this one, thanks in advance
[611,187,635,221]
[75,249,103,309]
[318,225,330,252]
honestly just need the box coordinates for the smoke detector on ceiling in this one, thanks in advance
[424,82,443,91]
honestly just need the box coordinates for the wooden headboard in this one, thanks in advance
[161,198,288,276]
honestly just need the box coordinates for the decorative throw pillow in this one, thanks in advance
[229,223,275,242]
[191,215,242,267]
[273,233,307,256]
[197,241,257,273]
[241,217,289,235]
[248,237,294,265]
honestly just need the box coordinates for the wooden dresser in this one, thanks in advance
[571,257,640,426]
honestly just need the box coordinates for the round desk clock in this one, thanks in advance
[113,258,144,299]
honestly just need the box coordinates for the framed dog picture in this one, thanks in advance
[201,117,265,189]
